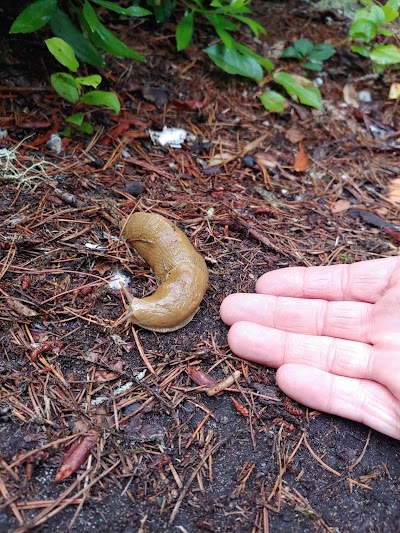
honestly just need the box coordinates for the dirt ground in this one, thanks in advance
[1,1,400,532]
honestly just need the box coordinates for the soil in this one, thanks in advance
[1,1,400,532]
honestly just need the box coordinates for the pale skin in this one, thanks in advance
[220,257,400,440]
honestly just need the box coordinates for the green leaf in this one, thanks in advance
[78,121,94,134]
[66,112,84,126]
[369,5,385,24]
[360,0,374,7]
[378,27,394,36]
[80,90,121,113]
[382,5,399,22]
[281,46,303,60]
[204,43,263,81]
[82,1,101,31]
[45,37,79,72]
[82,2,145,61]
[147,0,175,23]
[308,43,335,62]
[386,0,400,10]
[231,15,266,37]
[273,72,323,109]
[50,73,80,103]
[294,39,314,56]
[349,19,377,42]
[350,44,371,57]
[50,9,105,68]
[60,127,72,137]
[370,44,400,65]
[235,42,274,72]
[91,0,151,17]
[176,10,194,51]
[10,0,57,33]
[76,75,102,88]
[354,8,373,22]
[260,90,286,112]
[304,62,323,71]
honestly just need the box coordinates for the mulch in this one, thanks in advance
[1,1,400,531]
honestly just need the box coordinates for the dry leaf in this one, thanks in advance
[343,83,359,108]
[93,261,112,275]
[285,127,305,144]
[254,152,278,169]
[388,83,400,100]
[293,142,309,172]
[6,297,37,317]
[388,177,400,203]
[330,199,351,214]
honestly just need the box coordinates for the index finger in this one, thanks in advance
[256,257,400,303]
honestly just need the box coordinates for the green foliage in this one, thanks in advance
[10,0,327,124]
[175,0,271,79]
[281,39,335,72]
[45,37,120,133]
[10,0,148,67]
[349,0,400,70]
[10,0,57,33]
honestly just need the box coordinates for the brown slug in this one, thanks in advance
[115,212,208,332]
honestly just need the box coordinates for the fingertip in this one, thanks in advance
[226,321,245,354]
[219,293,239,325]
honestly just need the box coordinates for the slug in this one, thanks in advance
[116,212,208,332]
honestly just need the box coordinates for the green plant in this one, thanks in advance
[9,0,325,116]
[45,37,120,135]
[281,38,335,72]
[174,0,273,81]
[349,0,400,69]
[172,1,324,110]
[10,0,150,67]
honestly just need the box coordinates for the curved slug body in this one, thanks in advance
[119,212,208,332]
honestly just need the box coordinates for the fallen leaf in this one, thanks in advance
[285,127,305,144]
[254,152,278,169]
[343,83,359,108]
[6,297,37,317]
[388,82,400,100]
[330,199,351,213]
[93,261,112,275]
[293,142,309,172]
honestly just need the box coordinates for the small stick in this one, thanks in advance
[206,370,241,396]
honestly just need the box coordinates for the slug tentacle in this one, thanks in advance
[115,212,208,332]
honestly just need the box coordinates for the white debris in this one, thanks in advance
[108,271,130,290]
[85,243,107,250]
[358,90,372,103]
[46,133,63,154]
[0,129,8,139]
[149,126,187,148]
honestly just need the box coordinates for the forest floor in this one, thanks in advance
[1,1,400,532]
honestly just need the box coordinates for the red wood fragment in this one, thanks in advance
[231,397,249,417]
[55,433,99,481]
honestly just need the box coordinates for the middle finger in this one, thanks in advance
[220,293,373,343]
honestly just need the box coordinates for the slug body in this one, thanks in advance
[119,212,208,332]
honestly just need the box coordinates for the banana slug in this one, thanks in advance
[116,212,208,332]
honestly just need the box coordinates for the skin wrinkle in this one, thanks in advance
[318,299,329,337]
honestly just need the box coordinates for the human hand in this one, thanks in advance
[220,257,400,440]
